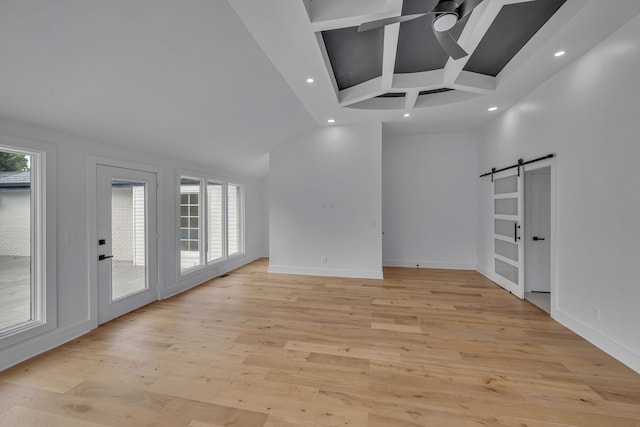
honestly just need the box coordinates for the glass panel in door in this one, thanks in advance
[492,169,524,299]
[111,180,147,300]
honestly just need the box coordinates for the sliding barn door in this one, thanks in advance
[492,169,524,299]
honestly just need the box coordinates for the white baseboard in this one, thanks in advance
[476,264,494,280]
[384,260,476,270]
[477,263,640,373]
[268,264,383,280]
[163,254,263,299]
[0,320,93,372]
[554,309,640,374]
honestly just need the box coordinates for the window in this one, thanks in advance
[180,177,202,271]
[207,182,223,262]
[179,175,243,274]
[227,183,241,256]
[0,142,55,347]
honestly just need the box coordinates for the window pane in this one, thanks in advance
[494,198,518,215]
[227,184,241,255]
[207,182,223,262]
[494,175,518,194]
[0,151,33,331]
[495,258,519,284]
[111,180,147,300]
[180,177,201,272]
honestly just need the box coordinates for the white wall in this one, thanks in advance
[0,115,266,371]
[269,123,382,279]
[477,14,640,372]
[382,132,477,269]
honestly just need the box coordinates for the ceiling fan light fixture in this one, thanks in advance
[433,13,458,32]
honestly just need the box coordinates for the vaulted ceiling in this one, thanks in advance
[0,1,639,177]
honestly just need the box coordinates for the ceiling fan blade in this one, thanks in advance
[358,13,426,32]
[433,29,468,59]
[458,0,484,19]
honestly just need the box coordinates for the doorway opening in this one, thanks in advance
[524,166,551,314]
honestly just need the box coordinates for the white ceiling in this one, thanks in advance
[0,0,316,177]
[1,1,640,177]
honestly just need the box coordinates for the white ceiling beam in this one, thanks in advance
[405,89,419,110]
[306,0,388,23]
[451,70,495,94]
[309,0,403,32]
[339,76,386,107]
[382,23,400,90]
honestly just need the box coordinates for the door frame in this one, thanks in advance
[522,157,557,317]
[524,166,551,293]
[87,156,164,329]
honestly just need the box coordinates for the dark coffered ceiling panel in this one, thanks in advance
[322,26,384,90]
[464,0,567,77]
[306,0,577,111]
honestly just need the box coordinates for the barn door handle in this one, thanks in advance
[532,236,545,241]
[98,255,114,261]
[514,223,521,243]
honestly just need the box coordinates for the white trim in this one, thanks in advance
[554,309,640,374]
[0,320,91,372]
[87,155,163,329]
[521,156,557,317]
[268,265,383,280]
[383,260,476,270]
[163,253,259,299]
[0,134,57,349]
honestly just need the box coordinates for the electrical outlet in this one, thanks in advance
[321,256,327,264]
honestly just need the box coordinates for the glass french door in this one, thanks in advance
[96,165,158,324]
[492,168,524,299]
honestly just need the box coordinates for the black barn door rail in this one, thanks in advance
[479,153,555,181]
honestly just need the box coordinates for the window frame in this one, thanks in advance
[226,182,244,257]
[177,172,244,278]
[0,138,57,349]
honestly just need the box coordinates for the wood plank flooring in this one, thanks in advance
[1,258,639,426]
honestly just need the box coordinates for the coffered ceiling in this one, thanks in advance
[229,0,640,135]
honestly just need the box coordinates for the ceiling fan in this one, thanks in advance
[357,0,484,60]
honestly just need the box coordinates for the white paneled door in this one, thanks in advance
[96,165,158,324]
[492,168,524,299]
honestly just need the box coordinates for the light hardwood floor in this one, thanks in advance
[1,259,639,426]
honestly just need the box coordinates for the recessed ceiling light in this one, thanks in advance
[554,50,566,57]
[306,77,314,83]
[404,113,410,118]
[488,106,498,112]
[327,119,335,123]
